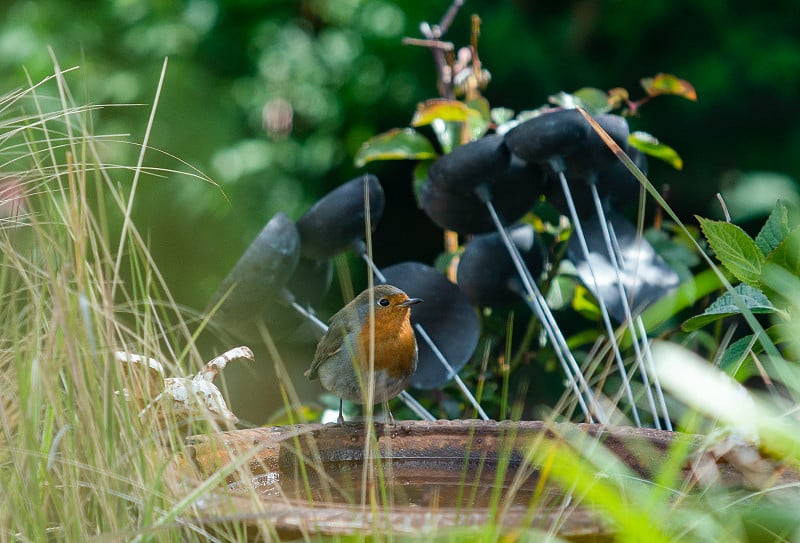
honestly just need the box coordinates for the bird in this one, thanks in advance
[305,284,423,425]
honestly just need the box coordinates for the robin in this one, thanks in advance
[305,284,423,425]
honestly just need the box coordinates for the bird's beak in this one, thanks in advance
[400,297,423,307]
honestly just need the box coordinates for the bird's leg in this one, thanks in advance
[337,398,345,425]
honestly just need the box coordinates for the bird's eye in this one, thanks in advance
[378,297,390,307]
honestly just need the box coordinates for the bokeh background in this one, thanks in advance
[4,0,799,423]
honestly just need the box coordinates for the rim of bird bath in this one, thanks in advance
[173,419,791,540]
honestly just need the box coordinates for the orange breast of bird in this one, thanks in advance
[356,307,417,380]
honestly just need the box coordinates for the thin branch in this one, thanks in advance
[401,37,454,52]
[438,0,466,36]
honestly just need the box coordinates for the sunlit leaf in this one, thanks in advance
[681,284,776,331]
[628,131,683,170]
[431,119,460,154]
[465,97,491,140]
[354,128,437,167]
[652,341,758,439]
[697,217,764,286]
[640,73,697,101]
[549,88,611,115]
[572,284,602,320]
[573,87,612,114]
[411,99,472,127]
[490,107,514,126]
[607,87,629,109]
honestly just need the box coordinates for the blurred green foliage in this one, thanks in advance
[3,0,800,423]
[3,0,799,310]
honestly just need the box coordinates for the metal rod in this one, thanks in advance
[474,185,606,424]
[414,323,490,420]
[554,169,642,426]
[637,315,672,430]
[588,189,660,428]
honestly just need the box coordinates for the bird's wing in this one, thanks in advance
[304,317,353,380]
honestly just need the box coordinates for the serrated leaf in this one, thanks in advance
[764,226,800,274]
[755,199,791,256]
[682,284,776,331]
[628,131,683,170]
[411,99,472,127]
[640,73,697,101]
[697,217,764,286]
[354,128,437,167]
[761,227,800,306]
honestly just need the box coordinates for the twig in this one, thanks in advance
[438,0,466,36]
[408,0,467,99]
[401,37,454,52]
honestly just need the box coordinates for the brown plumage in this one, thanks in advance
[305,284,422,424]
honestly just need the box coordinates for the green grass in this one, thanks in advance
[0,62,258,542]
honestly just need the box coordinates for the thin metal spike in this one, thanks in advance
[555,170,642,426]
[474,185,606,424]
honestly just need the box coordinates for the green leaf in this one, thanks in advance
[607,87,629,109]
[697,216,764,286]
[465,97,491,140]
[549,87,611,116]
[764,226,800,275]
[718,334,759,381]
[755,199,791,256]
[354,128,437,168]
[682,284,776,331]
[490,107,514,126]
[573,87,612,114]
[628,131,683,170]
[410,99,472,127]
[720,325,794,380]
[761,227,800,306]
[432,121,461,154]
[640,73,697,101]
[572,284,602,320]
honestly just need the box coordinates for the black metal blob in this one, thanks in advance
[560,113,630,177]
[566,211,679,323]
[296,174,385,259]
[286,256,334,308]
[506,109,630,171]
[380,262,480,390]
[504,108,591,162]
[457,223,547,308]
[207,212,301,340]
[547,147,648,217]
[252,255,335,341]
[419,156,548,234]
[427,134,510,193]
